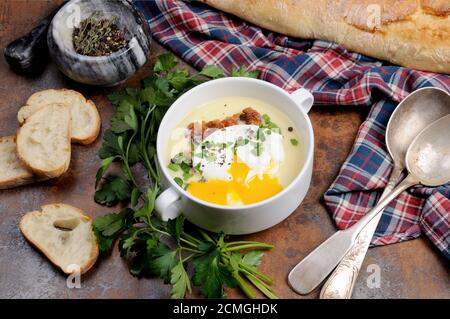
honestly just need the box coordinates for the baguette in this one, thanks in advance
[19,203,99,274]
[201,0,450,74]
[0,136,38,189]
[16,104,71,178]
[17,89,100,145]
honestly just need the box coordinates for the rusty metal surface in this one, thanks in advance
[0,0,448,299]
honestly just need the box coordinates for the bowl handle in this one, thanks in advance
[155,187,182,221]
[290,88,314,113]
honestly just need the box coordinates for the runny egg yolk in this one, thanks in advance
[187,156,283,206]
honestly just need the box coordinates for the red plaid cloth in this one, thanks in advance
[135,0,450,259]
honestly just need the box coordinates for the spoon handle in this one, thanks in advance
[289,173,417,295]
[350,174,417,236]
[320,165,403,299]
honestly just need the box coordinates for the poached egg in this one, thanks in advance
[187,124,285,206]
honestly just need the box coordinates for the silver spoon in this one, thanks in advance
[320,87,450,299]
[289,114,450,295]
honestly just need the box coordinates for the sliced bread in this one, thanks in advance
[19,203,99,274]
[17,89,100,145]
[16,103,71,178]
[0,136,37,189]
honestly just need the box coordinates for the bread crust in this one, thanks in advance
[201,0,450,74]
[75,99,101,145]
[19,203,99,274]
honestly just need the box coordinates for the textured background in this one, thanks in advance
[0,0,448,299]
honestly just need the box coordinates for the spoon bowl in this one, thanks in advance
[387,87,450,167]
[406,114,450,186]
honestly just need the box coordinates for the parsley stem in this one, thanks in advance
[242,271,278,299]
[154,154,161,182]
[225,241,271,247]
[198,229,215,243]
[221,254,273,284]
[223,243,273,252]
[239,268,274,293]
[239,262,273,284]
[143,153,157,182]
[233,272,257,299]
[180,246,202,254]
[123,132,139,189]
[146,218,172,238]
[180,237,198,248]
[140,106,158,182]
[181,232,202,245]
[182,253,195,263]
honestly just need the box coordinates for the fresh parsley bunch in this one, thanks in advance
[93,53,277,299]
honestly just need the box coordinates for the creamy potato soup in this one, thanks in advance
[166,96,305,206]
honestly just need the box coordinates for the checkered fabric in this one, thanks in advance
[135,0,450,259]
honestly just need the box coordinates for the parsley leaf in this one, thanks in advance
[108,91,132,106]
[98,130,122,159]
[170,261,192,299]
[93,209,134,252]
[111,100,138,133]
[167,216,185,244]
[140,86,175,107]
[130,187,141,207]
[94,176,131,206]
[134,187,158,221]
[95,156,116,188]
[153,52,178,73]
[149,242,178,282]
[193,248,237,299]
[167,68,193,91]
[200,65,225,79]
[242,251,264,267]
[230,65,259,78]
[93,227,114,252]
[290,138,299,146]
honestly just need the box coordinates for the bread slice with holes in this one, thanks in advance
[16,103,72,178]
[19,203,99,274]
[0,136,39,189]
[17,89,100,145]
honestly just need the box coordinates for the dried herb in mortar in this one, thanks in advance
[73,11,128,57]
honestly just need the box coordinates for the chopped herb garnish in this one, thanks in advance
[260,114,281,132]
[179,162,191,174]
[252,142,264,156]
[183,171,192,180]
[194,163,202,173]
[172,152,187,164]
[168,163,179,171]
[236,138,249,147]
[257,128,266,142]
[174,177,184,187]
[290,138,299,146]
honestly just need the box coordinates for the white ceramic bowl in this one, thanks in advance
[155,77,314,234]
